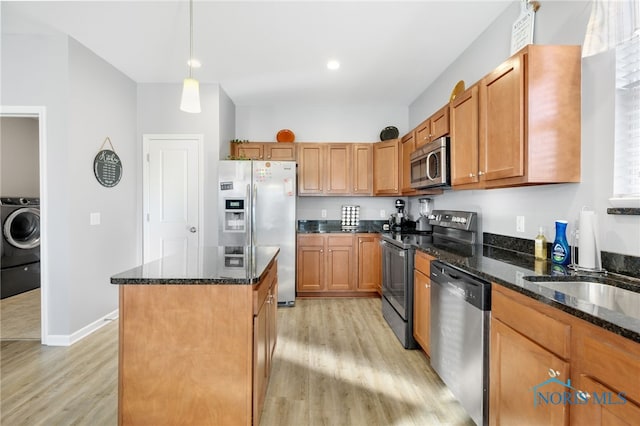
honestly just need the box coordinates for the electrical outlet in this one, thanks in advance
[90,212,101,226]
[321,209,327,218]
[516,215,525,233]
[380,209,386,218]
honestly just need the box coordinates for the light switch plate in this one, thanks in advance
[321,209,327,218]
[90,212,101,225]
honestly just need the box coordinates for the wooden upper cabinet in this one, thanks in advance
[477,44,581,189]
[373,139,400,195]
[352,144,373,195]
[297,144,325,194]
[233,143,264,160]
[450,84,480,187]
[326,144,351,195]
[231,142,295,161]
[297,143,373,196]
[415,104,450,148]
[265,143,296,160]
[400,132,416,195]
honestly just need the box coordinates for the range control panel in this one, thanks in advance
[428,210,477,232]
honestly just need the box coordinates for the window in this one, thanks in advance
[583,0,639,206]
[613,32,640,199]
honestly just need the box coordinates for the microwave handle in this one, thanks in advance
[426,151,439,181]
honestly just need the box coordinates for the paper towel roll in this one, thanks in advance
[578,210,599,269]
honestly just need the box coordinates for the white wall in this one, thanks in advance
[137,83,223,247]
[1,33,138,337]
[407,1,639,257]
[236,104,408,142]
[0,117,39,196]
[218,86,236,160]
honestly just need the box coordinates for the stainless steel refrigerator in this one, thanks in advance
[218,160,296,306]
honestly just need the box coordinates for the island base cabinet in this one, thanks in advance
[119,284,254,426]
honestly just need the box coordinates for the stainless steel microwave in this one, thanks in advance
[409,137,451,189]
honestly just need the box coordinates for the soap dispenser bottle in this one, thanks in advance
[534,227,547,260]
[552,220,571,266]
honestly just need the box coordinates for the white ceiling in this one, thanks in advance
[2,1,512,106]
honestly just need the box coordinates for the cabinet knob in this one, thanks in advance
[577,391,591,401]
[478,171,485,176]
[469,173,475,178]
[547,369,560,378]
[425,284,430,289]
[320,249,323,253]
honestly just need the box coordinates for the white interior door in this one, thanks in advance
[143,134,202,263]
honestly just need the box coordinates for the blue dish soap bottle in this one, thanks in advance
[552,220,571,266]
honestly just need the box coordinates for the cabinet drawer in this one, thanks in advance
[492,287,571,359]
[298,235,324,246]
[414,251,434,274]
[576,327,640,403]
[327,235,353,246]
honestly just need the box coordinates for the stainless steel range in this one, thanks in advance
[380,210,478,349]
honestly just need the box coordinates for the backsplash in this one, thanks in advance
[483,233,640,279]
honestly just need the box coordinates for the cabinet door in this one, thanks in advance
[400,132,416,195]
[297,144,324,195]
[451,85,480,186]
[297,236,325,292]
[326,144,351,194]
[236,143,264,160]
[253,301,268,424]
[413,269,430,354]
[415,118,431,148]
[356,235,380,291]
[352,144,373,195]
[326,235,354,291]
[480,54,524,182]
[571,375,640,426]
[490,318,569,426]
[268,280,278,369]
[429,105,450,140]
[266,144,296,160]
[373,139,400,195]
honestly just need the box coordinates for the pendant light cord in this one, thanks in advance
[189,0,193,78]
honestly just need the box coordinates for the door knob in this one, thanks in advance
[189,227,197,233]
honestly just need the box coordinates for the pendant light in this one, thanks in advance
[180,0,201,113]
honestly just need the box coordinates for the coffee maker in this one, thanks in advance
[389,199,415,231]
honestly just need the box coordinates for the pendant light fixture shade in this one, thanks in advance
[180,78,201,113]
[180,0,201,113]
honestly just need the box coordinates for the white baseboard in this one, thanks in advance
[45,309,119,346]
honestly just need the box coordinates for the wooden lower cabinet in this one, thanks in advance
[297,233,379,296]
[491,317,570,425]
[356,234,381,292]
[491,284,640,426]
[413,251,434,355]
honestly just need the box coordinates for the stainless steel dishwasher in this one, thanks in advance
[430,260,491,426]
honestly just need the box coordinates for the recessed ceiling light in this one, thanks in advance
[188,58,201,68]
[327,59,340,70]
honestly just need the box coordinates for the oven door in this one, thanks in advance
[381,240,410,320]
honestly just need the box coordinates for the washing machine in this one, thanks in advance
[1,197,41,299]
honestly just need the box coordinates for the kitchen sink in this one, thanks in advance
[523,277,640,318]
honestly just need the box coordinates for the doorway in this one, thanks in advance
[142,134,203,263]
[0,106,48,343]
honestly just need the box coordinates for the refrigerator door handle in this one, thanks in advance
[252,184,257,247]
[246,183,252,247]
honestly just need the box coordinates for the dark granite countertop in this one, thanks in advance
[110,246,279,285]
[297,220,385,234]
[410,240,640,343]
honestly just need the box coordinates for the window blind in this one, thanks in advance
[613,32,640,198]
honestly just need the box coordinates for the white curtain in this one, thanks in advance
[583,0,640,57]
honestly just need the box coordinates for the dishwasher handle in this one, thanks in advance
[431,260,491,311]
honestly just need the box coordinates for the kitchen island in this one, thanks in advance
[111,246,279,426]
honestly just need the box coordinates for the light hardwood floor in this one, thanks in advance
[1,289,41,340]
[1,297,473,426]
